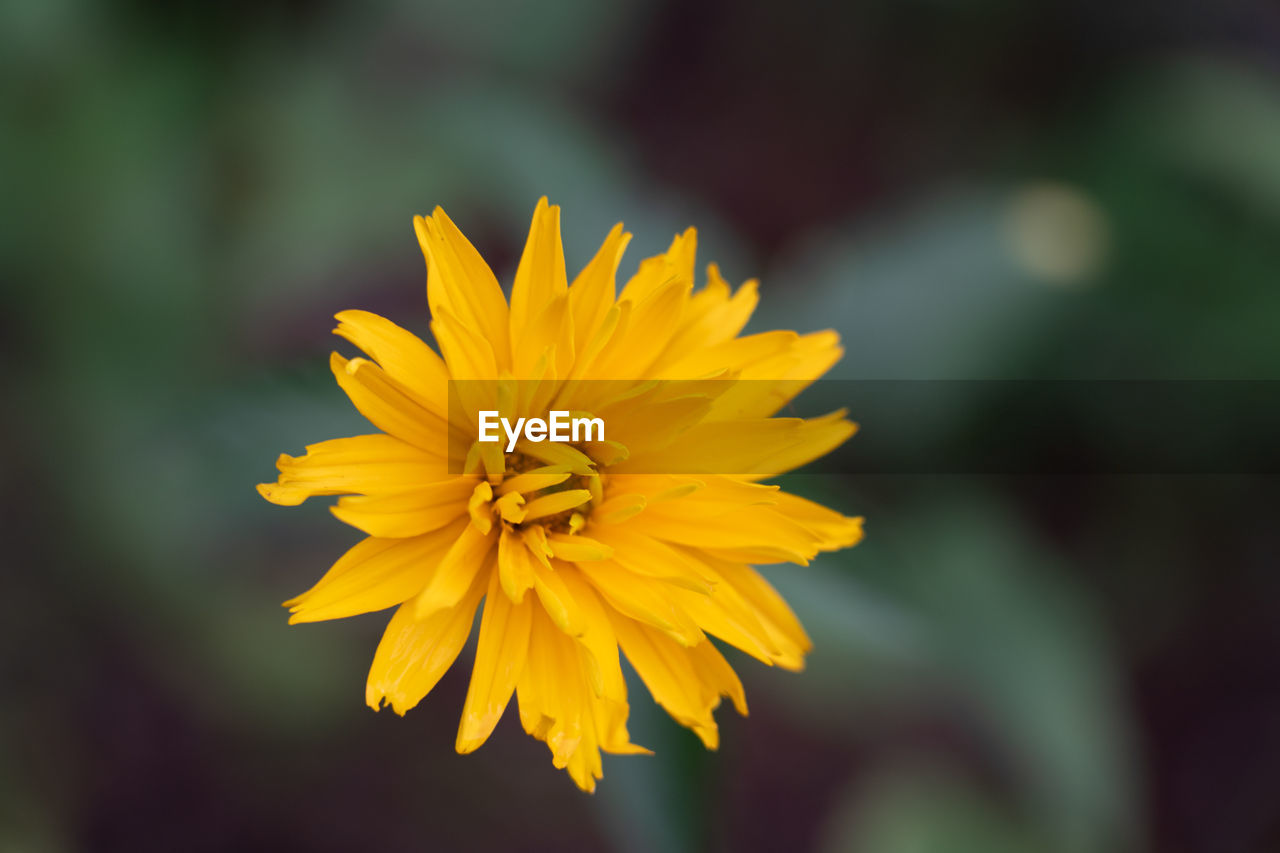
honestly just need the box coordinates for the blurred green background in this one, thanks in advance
[3,1,1279,851]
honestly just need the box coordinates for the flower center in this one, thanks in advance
[500,452,601,534]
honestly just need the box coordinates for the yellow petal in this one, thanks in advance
[768,492,865,550]
[568,222,629,355]
[520,524,555,569]
[578,561,704,646]
[456,567,534,753]
[493,491,527,524]
[467,480,494,535]
[366,571,487,715]
[531,558,588,638]
[546,533,614,562]
[509,197,568,356]
[257,434,444,506]
[330,352,444,452]
[514,440,597,475]
[614,411,856,479]
[601,474,703,506]
[703,330,844,419]
[554,566,625,701]
[636,504,823,565]
[516,601,644,791]
[594,394,712,456]
[333,310,450,419]
[412,524,497,619]
[515,606,559,740]
[562,303,621,385]
[513,294,572,379]
[590,278,690,378]
[611,612,742,742]
[497,526,537,603]
[517,607,584,762]
[329,478,477,538]
[495,466,571,496]
[587,526,715,591]
[688,636,748,716]
[590,493,647,524]
[664,572,798,668]
[655,267,758,367]
[619,227,696,304]
[605,475,775,519]
[416,209,511,368]
[286,520,467,623]
[706,558,813,658]
[430,308,499,382]
[656,330,799,380]
[522,489,592,521]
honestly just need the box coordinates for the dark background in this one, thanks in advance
[3,1,1279,851]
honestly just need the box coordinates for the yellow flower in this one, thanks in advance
[258,197,863,791]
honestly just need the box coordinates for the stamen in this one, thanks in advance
[496,466,572,496]
[523,489,592,521]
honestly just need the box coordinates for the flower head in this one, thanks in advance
[258,198,863,791]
